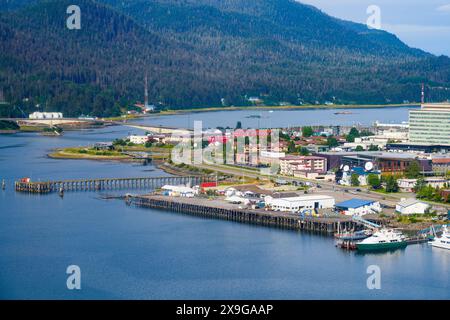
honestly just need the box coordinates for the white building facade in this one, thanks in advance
[264,195,335,212]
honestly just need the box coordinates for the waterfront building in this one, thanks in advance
[395,198,430,215]
[335,199,381,216]
[29,112,63,119]
[279,155,327,175]
[161,185,197,197]
[408,103,450,145]
[264,195,335,212]
[128,135,149,144]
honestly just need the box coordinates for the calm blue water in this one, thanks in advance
[0,108,449,299]
[135,106,416,129]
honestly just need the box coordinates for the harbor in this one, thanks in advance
[1,112,449,299]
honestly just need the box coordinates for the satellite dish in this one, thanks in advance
[343,165,350,172]
[365,162,374,171]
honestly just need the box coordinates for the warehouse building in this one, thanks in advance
[264,195,335,212]
[395,198,430,215]
[335,199,381,216]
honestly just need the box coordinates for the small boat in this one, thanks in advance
[334,111,353,115]
[429,225,450,250]
[356,228,407,251]
[335,229,372,241]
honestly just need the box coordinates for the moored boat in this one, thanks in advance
[335,229,372,241]
[356,228,407,251]
[429,225,450,250]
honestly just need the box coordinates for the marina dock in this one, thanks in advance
[14,175,211,193]
[127,194,384,234]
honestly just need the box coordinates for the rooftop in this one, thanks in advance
[268,195,334,202]
[397,198,427,208]
[335,198,376,209]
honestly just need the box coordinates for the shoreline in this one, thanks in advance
[156,103,419,116]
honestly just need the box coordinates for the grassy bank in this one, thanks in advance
[158,103,419,115]
[49,147,131,161]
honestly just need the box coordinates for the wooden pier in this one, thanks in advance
[15,175,211,193]
[127,195,382,234]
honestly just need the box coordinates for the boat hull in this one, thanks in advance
[429,242,450,250]
[356,241,407,251]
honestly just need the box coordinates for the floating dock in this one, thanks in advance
[15,175,211,193]
[127,194,384,234]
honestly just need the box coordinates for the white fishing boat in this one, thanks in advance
[429,225,450,250]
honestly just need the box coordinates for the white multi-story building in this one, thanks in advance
[279,155,327,175]
[409,103,450,145]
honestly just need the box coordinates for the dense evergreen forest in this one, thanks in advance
[1,0,450,117]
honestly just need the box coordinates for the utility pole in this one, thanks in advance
[421,83,425,104]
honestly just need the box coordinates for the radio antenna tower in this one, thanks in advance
[421,83,425,104]
[144,73,149,108]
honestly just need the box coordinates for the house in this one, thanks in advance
[92,142,113,150]
[161,185,197,197]
[335,199,381,216]
[397,177,449,192]
[128,135,149,144]
[224,185,272,199]
[395,198,430,215]
[29,112,63,119]
[264,195,335,212]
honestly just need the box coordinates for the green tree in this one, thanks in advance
[346,127,360,142]
[302,126,313,138]
[288,141,296,153]
[405,161,422,179]
[299,147,310,156]
[235,121,242,129]
[367,174,381,189]
[350,173,360,186]
[355,145,364,151]
[414,177,426,192]
[326,136,339,148]
[368,144,379,151]
[385,175,399,193]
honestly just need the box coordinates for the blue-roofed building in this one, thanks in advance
[335,198,381,216]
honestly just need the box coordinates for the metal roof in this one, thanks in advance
[335,198,376,209]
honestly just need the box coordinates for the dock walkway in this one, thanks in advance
[127,194,384,234]
[15,175,210,193]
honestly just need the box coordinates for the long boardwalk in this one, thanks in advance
[15,175,210,193]
[127,195,383,234]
